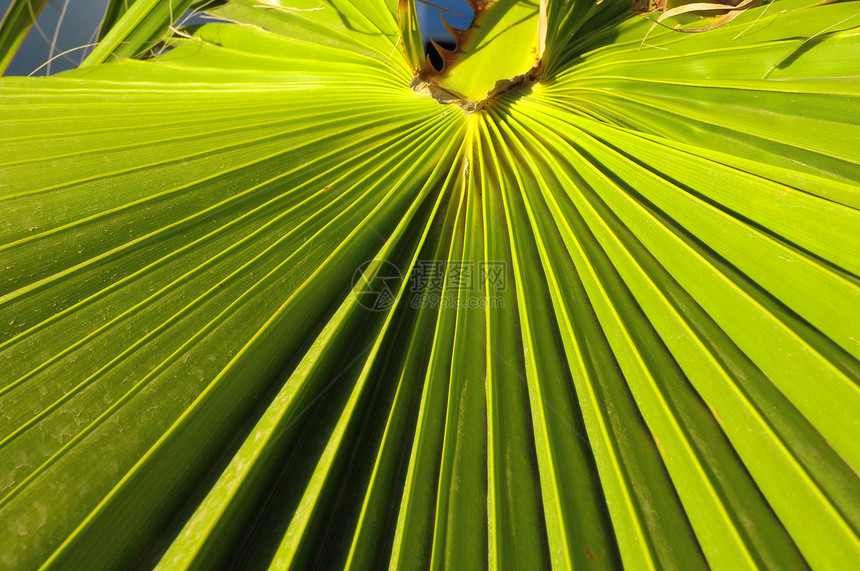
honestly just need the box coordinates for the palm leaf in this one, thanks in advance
[0,0,51,73]
[1,0,858,568]
[85,0,212,65]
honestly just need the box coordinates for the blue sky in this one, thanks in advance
[418,0,473,40]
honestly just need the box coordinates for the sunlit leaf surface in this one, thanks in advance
[1,0,858,568]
